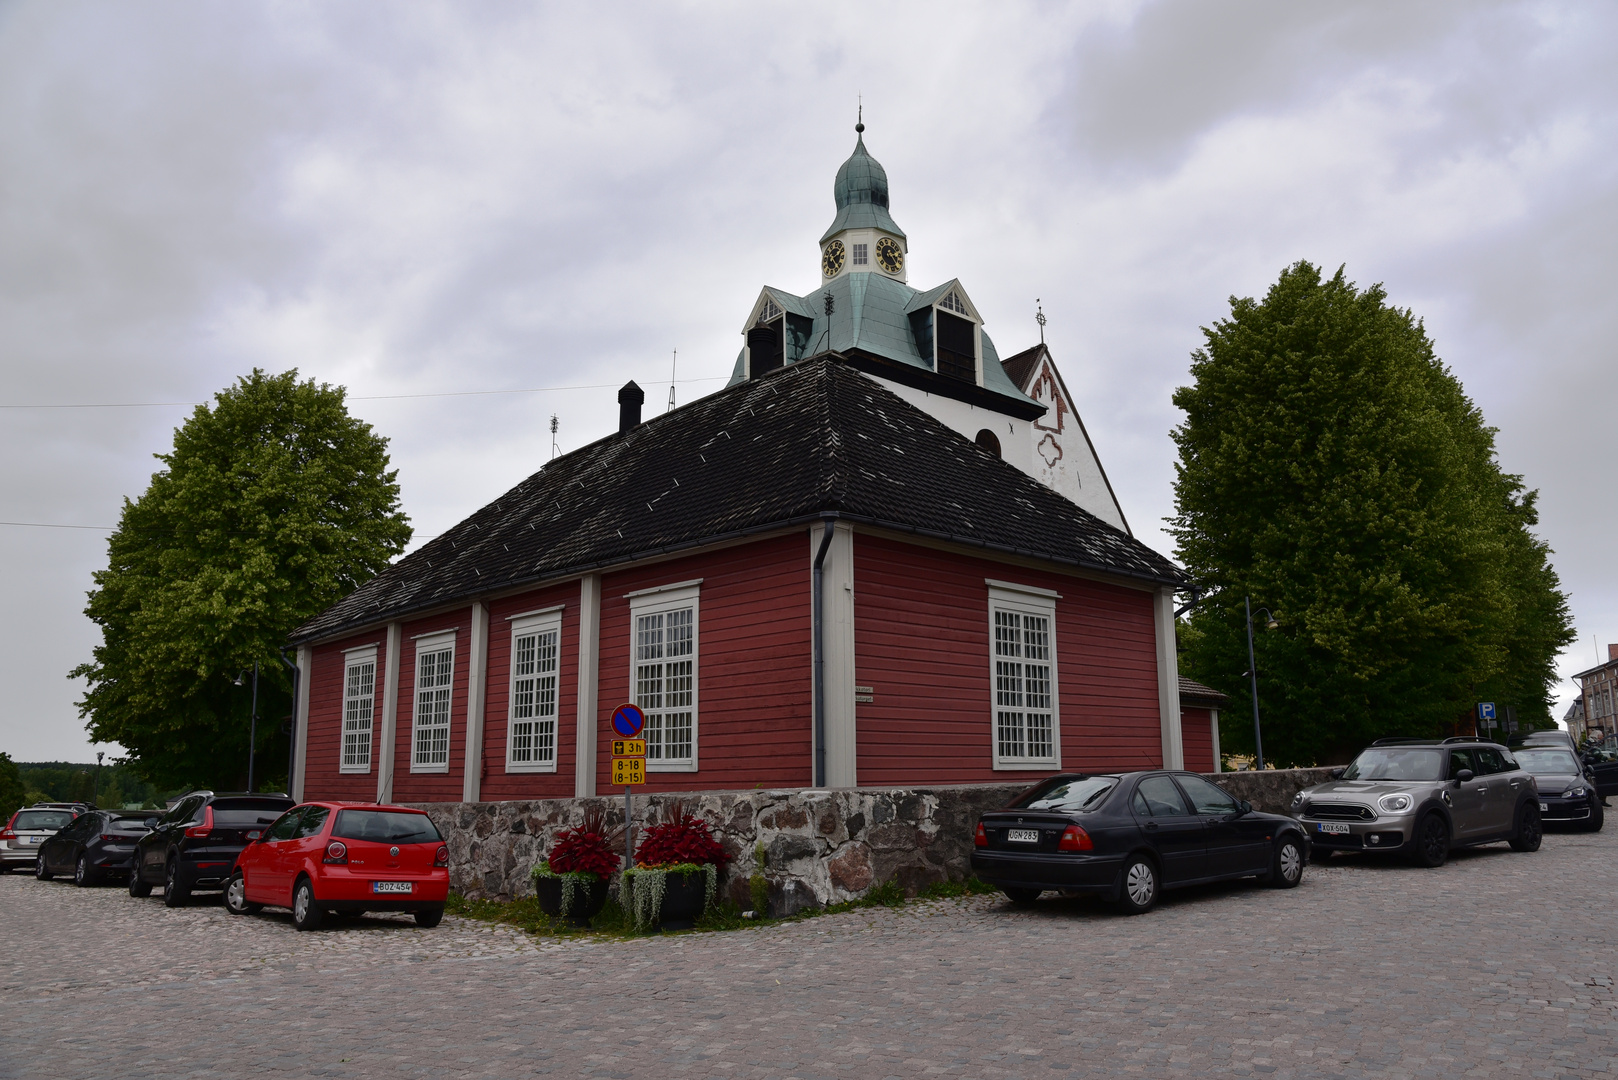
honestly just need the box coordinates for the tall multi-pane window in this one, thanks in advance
[507,613,561,772]
[988,584,1060,768]
[341,649,376,773]
[629,583,699,769]
[411,633,455,771]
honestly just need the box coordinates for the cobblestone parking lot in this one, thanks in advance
[3,824,1618,1079]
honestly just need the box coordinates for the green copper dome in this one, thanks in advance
[821,125,906,243]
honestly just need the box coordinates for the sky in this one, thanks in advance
[2,1,1614,763]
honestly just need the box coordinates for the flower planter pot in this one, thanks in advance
[533,873,610,927]
[652,870,708,931]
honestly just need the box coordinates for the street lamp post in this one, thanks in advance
[235,663,260,793]
[94,751,103,806]
[1244,596,1279,771]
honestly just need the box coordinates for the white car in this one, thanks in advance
[1,806,83,872]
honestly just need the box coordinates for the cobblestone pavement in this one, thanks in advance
[4,824,1618,1079]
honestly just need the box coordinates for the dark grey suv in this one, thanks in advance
[1290,738,1543,867]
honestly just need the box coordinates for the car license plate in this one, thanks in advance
[1540,802,1549,812]
[26,837,40,845]
[372,881,413,895]
[1006,828,1040,844]
[1316,822,1350,835]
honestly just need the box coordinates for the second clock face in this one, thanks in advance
[822,240,845,278]
[875,237,904,274]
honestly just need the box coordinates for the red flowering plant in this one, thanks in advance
[633,808,729,869]
[538,807,624,882]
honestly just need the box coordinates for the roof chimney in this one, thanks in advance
[1609,643,1618,663]
[618,380,644,434]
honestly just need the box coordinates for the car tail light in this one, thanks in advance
[183,806,215,839]
[0,829,14,842]
[434,845,450,867]
[973,822,988,848]
[1057,825,1093,852]
[324,841,348,865]
[100,834,120,843]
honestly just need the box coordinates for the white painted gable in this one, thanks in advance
[1012,347,1130,535]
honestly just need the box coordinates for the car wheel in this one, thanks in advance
[1268,835,1305,889]
[75,853,97,888]
[291,878,324,931]
[128,861,153,897]
[1509,802,1543,852]
[162,858,190,908]
[1410,813,1449,868]
[1000,887,1042,906]
[225,872,261,916]
[1115,855,1159,915]
[34,854,53,881]
[1586,796,1604,833]
[414,907,444,929]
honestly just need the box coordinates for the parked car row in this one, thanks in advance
[14,791,450,932]
[972,735,1597,915]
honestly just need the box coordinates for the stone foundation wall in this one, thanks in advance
[410,768,1337,912]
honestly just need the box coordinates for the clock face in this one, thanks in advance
[822,240,845,278]
[875,236,904,275]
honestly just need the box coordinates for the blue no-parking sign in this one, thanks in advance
[612,703,645,738]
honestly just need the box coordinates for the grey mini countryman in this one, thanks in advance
[1290,738,1543,867]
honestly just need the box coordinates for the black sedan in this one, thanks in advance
[34,809,161,886]
[971,770,1309,914]
[1515,745,1603,830]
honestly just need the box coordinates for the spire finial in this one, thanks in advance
[856,95,864,134]
[1036,299,1047,345]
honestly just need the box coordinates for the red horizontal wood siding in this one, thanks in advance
[596,533,811,792]
[303,630,388,801]
[481,583,580,801]
[1181,706,1215,773]
[853,534,1163,785]
[390,609,473,804]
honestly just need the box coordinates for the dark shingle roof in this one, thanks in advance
[291,359,1184,644]
[1000,343,1045,391]
[1178,676,1231,707]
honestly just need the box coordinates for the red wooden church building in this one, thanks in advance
[288,125,1218,805]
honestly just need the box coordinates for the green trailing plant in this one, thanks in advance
[529,866,601,918]
[621,863,718,932]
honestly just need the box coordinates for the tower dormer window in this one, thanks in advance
[940,290,968,315]
[756,298,783,325]
[851,243,868,266]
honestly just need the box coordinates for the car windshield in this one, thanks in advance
[109,817,154,831]
[1342,748,1444,781]
[333,809,442,844]
[1514,748,1581,775]
[1009,776,1118,813]
[13,810,75,831]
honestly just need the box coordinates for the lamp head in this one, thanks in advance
[1266,618,1279,631]
[233,673,245,686]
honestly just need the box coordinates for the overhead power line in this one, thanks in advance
[0,376,727,410]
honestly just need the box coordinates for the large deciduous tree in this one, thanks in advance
[1170,263,1573,766]
[73,370,411,790]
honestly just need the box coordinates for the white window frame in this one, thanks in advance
[627,581,701,772]
[987,583,1061,770]
[505,610,562,773]
[340,646,378,774]
[410,630,456,773]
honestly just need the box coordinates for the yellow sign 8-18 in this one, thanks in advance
[612,757,645,786]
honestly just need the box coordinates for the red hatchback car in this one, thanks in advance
[226,802,450,931]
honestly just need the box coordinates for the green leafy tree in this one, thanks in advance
[72,370,411,790]
[0,753,26,821]
[1170,263,1573,765]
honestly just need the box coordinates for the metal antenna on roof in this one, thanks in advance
[549,414,559,460]
[667,350,677,412]
[1035,299,1046,345]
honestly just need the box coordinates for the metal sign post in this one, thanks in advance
[610,705,647,871]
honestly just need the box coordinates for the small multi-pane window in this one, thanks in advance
[940,290,968,314]
[757,298,782,324]
[507,614,561,772]
[851,242,869,265]
[989,586,1059,768]
[411,634,455,772]
[629,584,699,769]
[341,649,376,773]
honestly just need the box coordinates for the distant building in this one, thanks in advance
[1574,645,1618,745]
[1563,696,1587,744]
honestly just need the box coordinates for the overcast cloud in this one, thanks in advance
[3,0,1614,762]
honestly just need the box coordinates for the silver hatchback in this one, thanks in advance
[1,806,83,871]
[1290,738,1543,867]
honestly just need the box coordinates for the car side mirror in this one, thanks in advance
[1330,768,1346,780]
[1455,769,1475,784]
[1237,799,1252,816]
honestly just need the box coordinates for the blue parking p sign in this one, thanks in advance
[1478,702,1496,721]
